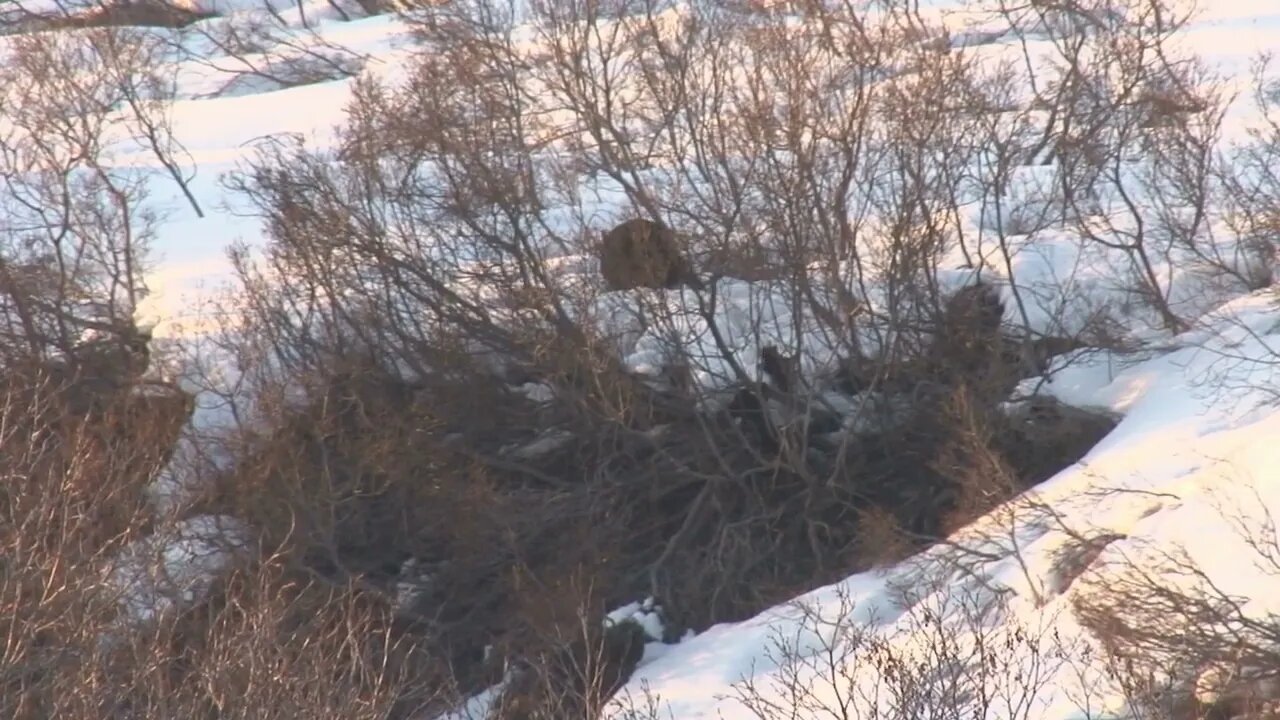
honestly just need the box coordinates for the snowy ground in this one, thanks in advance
[7,0,1280,718]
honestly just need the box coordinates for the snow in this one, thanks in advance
[105,514,250,629]
[606,597,668,644]
[8,0,1280,717]
[435,677,510,720]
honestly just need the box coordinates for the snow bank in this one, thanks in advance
[106,514,250,629]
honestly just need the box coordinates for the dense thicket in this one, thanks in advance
[6,0,1280,718]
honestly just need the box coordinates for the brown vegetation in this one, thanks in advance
[4,1,216,32]
[8,0,1280,717]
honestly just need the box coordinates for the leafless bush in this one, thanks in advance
[0,10,448,716]
[0,350,451,717]
[990,0,1242,334]
[206,2,1139,695]
[179,6,369,98]
[1214,56,1280,292]
[491,590,651,720]
[6,0,1269,713]
[1072,484,1280,720]
[621,582,1073,720]
[86,0,1257,714]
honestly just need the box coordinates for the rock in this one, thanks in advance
[72,322,152,387]
[999,396,1118,484]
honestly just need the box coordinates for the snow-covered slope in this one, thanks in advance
[592,5,1280,714]
[7,1,1280,718]
[605,294,1280,719]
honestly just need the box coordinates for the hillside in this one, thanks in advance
[5,1,1280,719]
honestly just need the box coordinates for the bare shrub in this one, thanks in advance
[205,6,1142,708]
[0,351,442,716]
[3,0,1257,714]
[709,584,1069,720]
[131,0,1280,717]
[0,8,448,716]
[1071,482,1280,720]
[990,0,1242,334]
[495,601,649,720]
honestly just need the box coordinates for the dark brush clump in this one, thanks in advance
[599,218,704,292]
